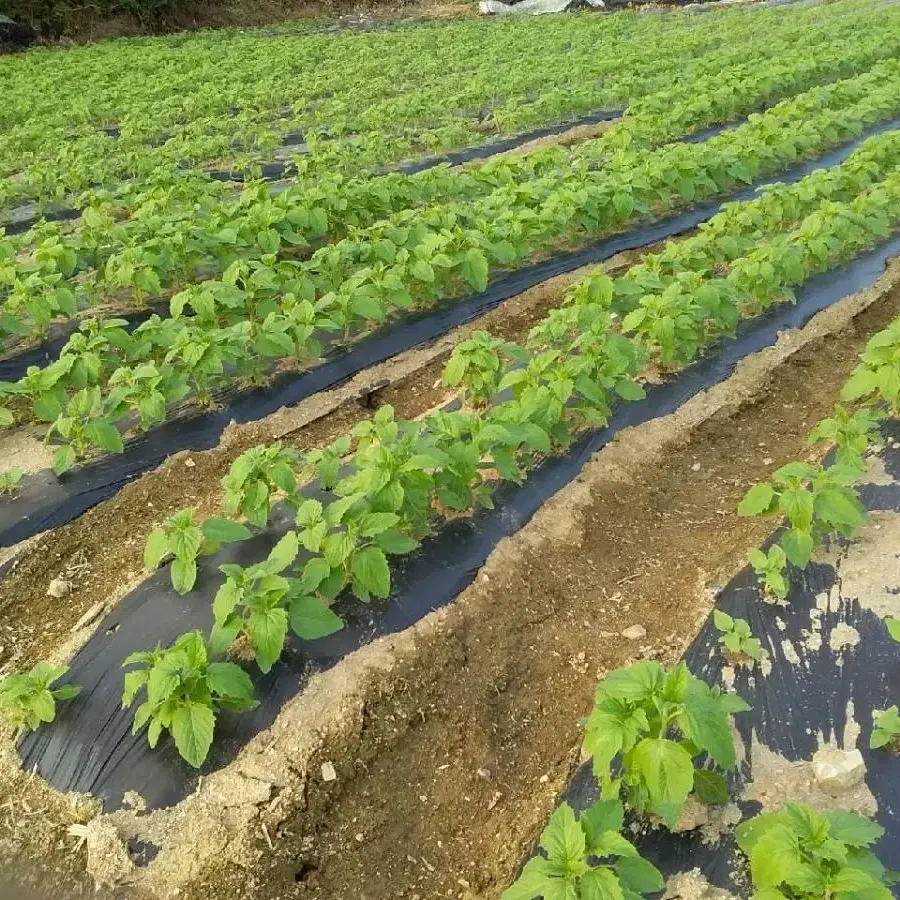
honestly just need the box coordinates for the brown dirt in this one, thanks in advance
[169,279,900,900]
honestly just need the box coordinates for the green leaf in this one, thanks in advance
[750,823,803,887]
[540,803,587,874]
[680,689,737,769]
[738,483,775,517]
[616,856,664,895]
[30,689,56,723]
[266,531,299,573]
[713,610,734,632]
[630,738,694,824]
[248,607,289,673]
[461,248,489,292]
[289,594,344,640]
[358,512,400,537]
[202,517,252,544]
[206,662,255,702]
[780,529,814,569]
[299,557,332,593]
[85,421,124,454]
[350,545,391,598]
[580,867,623,900]
[170,701,216,768]
[212,580,242,624]
[144,528,170,570]
[375,528,420,555]
[600,661,665,703]
[501,856,557,900]
[581,799,624,847]
[171,556,198,595]
[52,444,77,475]
[824,809,884,847]
[692,769,729,805]
[411,259,435,283]
[885,618,900,643]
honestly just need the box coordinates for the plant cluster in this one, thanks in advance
[735,803,897,900]
[0,661,81,734]
[8,61,900,473]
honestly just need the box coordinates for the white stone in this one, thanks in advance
[47,577,72,598]
[321,761,337,782]
[812,748,866,795]
[621,625,646,640]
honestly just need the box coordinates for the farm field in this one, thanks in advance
[3,1,900,898]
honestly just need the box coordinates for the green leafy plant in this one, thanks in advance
[870,706,900,751]
[739,461,867,571]
[842,320,900,414]
[806,404,882,471]
[221,443,302,528]
[0,661,81,734]
[713,610,763,662]
[871,617,900,750]
[210,531,343,672]
[501,799,664,900]
[46,386,124,475]
[0,467,24,495]
[442,331,510,408]
[143,509,252,594]
[122,631,257,768]
[735,803,896,900]
[747,545,790,600]
[583,661,749,827]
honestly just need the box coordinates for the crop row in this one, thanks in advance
[2,0,887,212]
[7,17,900,365]
[8,3,900,268]
[113,134,900,766]
[4,62,900,470]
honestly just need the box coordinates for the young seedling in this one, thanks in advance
[842,319,900,414]
[0,467,24,495]
[442,330,508,408]
[46,386,124,475]
[122,631,257,768]
[713,610,763,663]
[221,443,302,527]
[747,545,789,601]
[739,461,867,575]
[871,617,900,751]
[143,508,253,594]
[0,661,80,734]
[806,404,882,472]
[583,660,749,827]
[210,531,343,671]
[501,799,664,900]
[735,803,896,899]
[871,706,900,751]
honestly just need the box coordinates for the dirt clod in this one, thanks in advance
[46,578,72,599]
[811,748,866,795]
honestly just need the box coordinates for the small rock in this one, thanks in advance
[763,457,773,465]
[812,748,865,795]
[476,768,491,780]
[691,462,701,472]
[184,457,196,468]
[47,578,72,599]
[355,832,364,843]
[621,625,646,641]
[539,774,549,784]
[321,761,337,783]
